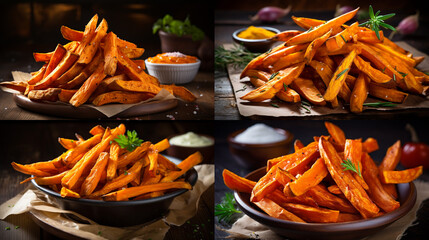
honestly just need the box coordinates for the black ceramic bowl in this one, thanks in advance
[31,159,198,227]
[232,27,280,52]
[234,167,416,240]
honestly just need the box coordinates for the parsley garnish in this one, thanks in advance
[341,158,362,177]
[215,192,242,224]
[336,68,349,80]
[114,130,143,152]
[359,5,396,40]
[5,227,10,230]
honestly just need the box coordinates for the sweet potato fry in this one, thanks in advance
[282,203,339,223]
[147,145,158,177]
[69,63,107,107]
[324,122,346,149]
[337,213,362,222]
[33,53,52,63]
[80,152,109,196]
[290,77,326,106]
[60,50,103,89]
[368,83,408,103]
[294,139,305,152]
[61,187,80,198]
[78,19,108,64]
[161,151,202,183]
[361,152,400,212]
[374,43,416,67]
[344,139,368,190]
[304,29,332,64]
[289,158,328,196]
[108,80,161,95]
[356,29,384,43]
[254,198,305,223]
[27,88,62,102]
[240,44,286,79]
[43,44,67,79]
[272,51,305,72]
[350,73,369,113]
[117,141,151,168]
[63,133,103,167]
[271,30,303,42]
[11,162,52,177]
[160,84,197,102]
[241,63,305,102]
[157,155,180,172]
[106,142,120,181]
[92,91,154,106]
[58,89,78,103]
[327,185,342,195]
[103,31,118,76]
[362,137,379,153]
[307,184,358,213]
[325,22,358,52]
[286,8,358,46]
[75,14,99,55]
[117,48,159,86]
[56,62,85,86]
[380,166,423,184]
[379,140,402,172]
[27,64,48,85]
[35,171,68,185]
[58,138,77,150]
[103,181,192,201]
[353,56,391,84]
[319,138,379,218]
[262,44,308,68]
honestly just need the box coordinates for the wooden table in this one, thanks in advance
[214,120,429,239]
[0,121,214,240]
[215,10,429,120]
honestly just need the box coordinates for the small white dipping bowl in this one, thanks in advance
[145,59,201,85]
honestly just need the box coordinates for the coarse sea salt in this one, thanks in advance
[234,123,287,144]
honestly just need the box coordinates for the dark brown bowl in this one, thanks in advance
[31,158,198,227]
[235,167,417,240]
[166,133,214,164]
[227,128,293,169]
[232,27,280,52]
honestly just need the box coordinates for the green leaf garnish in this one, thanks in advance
[336,68,349,80]
[363,102,397,107]
[300,101,312,113]
[114,130,143,152]
[235,85,247,93]
[271,103,280,108]
[340,35,347,43]
[269,72,279,81]
[341,158,362,177]
[215,192,242,224]
[153,14,204,41]
[283,83,288,91]
[359,5,396,40]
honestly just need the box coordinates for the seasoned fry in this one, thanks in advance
[69,63,107,107]
[380,166,423,184]
[289,158,328,196]
[80,152,109,196]
[103,31,118,76]
[350,73,369,113]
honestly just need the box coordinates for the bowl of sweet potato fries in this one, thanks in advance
[12,124,202,226]
[223,122,422,240]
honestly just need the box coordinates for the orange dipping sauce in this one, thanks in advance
[147,52,198,64]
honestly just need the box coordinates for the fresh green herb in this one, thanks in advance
[215,45,260,70]
[15,226,20,229]
[5,227,10,230]
[317,93,323,98]
[71,140,74,143]
[341,158,362,177]
[98,231,102,235]
[277,77,281,79]
[382,67,386,73]
[271,103,280,108]
[124,170,129,176]
[283,83,288,91]
[301,100,311,107]
[152,14,204,41]
[114,130,143,152]
[235,85,247,93]
[306,27,313,33]
[300,101,312,113]
[363,102,397,107]
[269,72,279,81]
[215,192,242,224]
[260,89,266,93]
[336,68,350,80]
[340,35,347,43]
[398,71,408,78]
[393,72,396,82]
[359,5,396,40]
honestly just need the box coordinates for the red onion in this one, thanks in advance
[389,11,419,39]
[251,6,291,22]
[334,5,354,17]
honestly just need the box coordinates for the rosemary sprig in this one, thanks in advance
[340,35,347,43]
[283,83,288,91]
[215,192,242,224]
[359,5,396,40]
[363,102,397,107]
[269,72,279,81]
[341,158,362,177]
[271,103,280,108]
[235,85,247,93]
[336,68,350,80]
[215,44,260,70]
[300,100,312,113]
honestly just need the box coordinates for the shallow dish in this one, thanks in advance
[31,157,198,227]
[234,167,417,240]
[166,133,215,164]
[227,128,293,169]
[232,27,280,52]
[145,59,201,85]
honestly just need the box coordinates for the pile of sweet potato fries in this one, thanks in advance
[12,124,202,201]
[239,8,428,112]
[223,122,423,223]
[1,14,196,106]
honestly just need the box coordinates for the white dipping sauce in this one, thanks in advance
[234,123,286,144]
[170,132,213,147]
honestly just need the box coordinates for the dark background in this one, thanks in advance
[215,120,429,239]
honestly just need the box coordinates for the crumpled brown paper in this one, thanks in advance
[2,71,176,118]
[220,180,429,240]
[226,42,429,118]
[0,164,214,240]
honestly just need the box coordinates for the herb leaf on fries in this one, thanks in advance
[115,130,144,152]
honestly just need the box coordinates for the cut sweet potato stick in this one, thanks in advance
[361,152,400,212]
[107,142,120,181]
[61,187,80,198]
[286,8,358,46]
[92,91,154,106]
[327,185,342,195]
[223,169,255,193]
[324,122,346,149]
[368,83,408,103]
[344,139,368,190]
[363,138,379,153]
[80,152,109,196]
[290,77,326,106]
[271,30,303,42]
[11,162,52,177]
[380,166,423,184]
[248,76,301,103]
[117,141,151,168]
[35,171,69,185]
[374,43,416,67]
[254,198,306,223]
[324,49,357,101]
[262,44,308,68]
[319,138,379,218]
[159,84,197,102]
[103,181,192,201]
[27,88,62,102]
[63,133,103,167]
[282,203,339,223]
[356,29,384,43]
[147,145,159,177]
[308,184,358,213]
[161,151,202,183]
[272,51,305,72]
[289,158,328,196]
[78,19,108,64]
[69,63,107,107]
[157,155,180,171]
[350,73,370,113]
[325,22,358,52]
[75,14,98,55]
[27,64,48,85]
[379,140,402,172]
[240,44,286,79]
[241,63,305,102]
[104,31,118,76]
[108,80,161,95]
[337,213,362,222]
[43,44,67,79]
[117,48,159,86]
[294,139,305,152]
[58,89,78,103]
[89,125,105,135]
[353,56,391,84]
[58,138,77,150]
[304,29,332,64]
[154,139,170,152]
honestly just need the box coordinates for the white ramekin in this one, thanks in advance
[144,59,201,85]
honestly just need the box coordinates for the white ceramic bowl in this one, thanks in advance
[145,59,201,84]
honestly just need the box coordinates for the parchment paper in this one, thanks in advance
[226,42,429,117]
[0,164,214,240]
[220,180,429,240]
[2,71,176,118]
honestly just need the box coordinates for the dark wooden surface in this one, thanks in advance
[0,121,214,240]
[215,9,429,120]
[214,120,429,239]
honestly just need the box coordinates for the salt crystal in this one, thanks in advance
[234,123,287,144]
[193,111,197,114]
